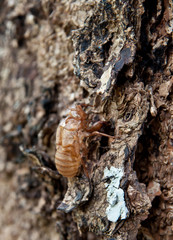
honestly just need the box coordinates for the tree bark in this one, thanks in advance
[0,0,172,240]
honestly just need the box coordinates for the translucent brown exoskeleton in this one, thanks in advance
[55,104,114,178]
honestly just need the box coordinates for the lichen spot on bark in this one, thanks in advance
[104,166,129,222]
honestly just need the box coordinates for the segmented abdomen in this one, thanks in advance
[55,146,81,177]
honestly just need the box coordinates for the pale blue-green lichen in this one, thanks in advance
[104,166,129,222]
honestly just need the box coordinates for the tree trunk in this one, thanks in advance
[0,0,172,240]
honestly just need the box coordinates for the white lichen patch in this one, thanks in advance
[104,166,129,222]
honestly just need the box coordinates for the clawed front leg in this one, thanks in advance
[86,121,106,132]
[86,121,115,139]
[89,131,115,138]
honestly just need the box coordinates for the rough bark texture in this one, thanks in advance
[0,0,172,240]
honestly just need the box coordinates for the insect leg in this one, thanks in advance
[89,131,115,138]
[86,121,115,138]
[80,103,94,108]
[86,121,106,132]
